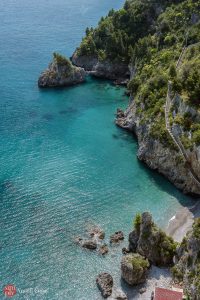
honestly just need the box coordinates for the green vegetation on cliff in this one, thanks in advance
[77,0,200,147]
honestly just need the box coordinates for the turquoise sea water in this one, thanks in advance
[0,1,195,299]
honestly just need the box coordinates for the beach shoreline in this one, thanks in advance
[166,201,200,242]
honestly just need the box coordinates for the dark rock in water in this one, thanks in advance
[112,134,119,140]
[43,113,54,121]
[74,236,83,244]
[121,253,149,285]
[122,247,130,255]
[110,231,124,244]
[96,272,113,298]
[82,240,97,250]
[59,107,77,115]
[99,244,109,256]
[38,53,86,88]
[89,226,105,240]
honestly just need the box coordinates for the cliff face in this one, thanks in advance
[72,51,129,84]
[116,96,200,196]
[172,218,200,299]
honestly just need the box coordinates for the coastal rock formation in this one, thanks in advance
[172,218,200,299]
[99,244,109,255]
[129,212,177,266]
[96,273,113,298]
[108,288,128,300]
[38,53,86,88]
[81,240,97,250]
[110,231,124,244]
[89,227,105,240]
[116,96,200,196]
[72,51,129,83]
[121,253,150,285]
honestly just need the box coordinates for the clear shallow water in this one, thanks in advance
[0,1,195,299]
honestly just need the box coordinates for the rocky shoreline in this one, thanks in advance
[75,211,200,299]
[38,50,200,196]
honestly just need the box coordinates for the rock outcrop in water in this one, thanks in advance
[38,53,86,88]
[128,212,177,266]
[110,231,124,244]
[96,273,113,298]
[121,253,150,285]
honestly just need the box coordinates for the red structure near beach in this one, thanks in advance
[154,287,183,300]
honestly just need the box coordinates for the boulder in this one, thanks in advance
[110,231,124,244]
[99,244,109,255]
[38,53,86,88]
[121,253,149,285]
[82,240,97,250]
[122,247,130,255]
[89,227,105,240]
[96,273,113,298]
[108,288,127,300]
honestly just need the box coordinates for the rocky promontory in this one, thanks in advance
[71,51,129,84]
[38,52,86,88]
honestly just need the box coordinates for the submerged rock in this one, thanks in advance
[81,240,97,250]
[38,52,86,88]
[121,253,149,285]
[99,244,109,255]
[89,226,105,240]
[110,231,124,244]
[96,273,113,298]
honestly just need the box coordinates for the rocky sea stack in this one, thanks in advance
[129,212,177,266]
[38,52,86,88]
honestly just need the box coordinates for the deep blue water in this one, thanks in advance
[0,1,195,299]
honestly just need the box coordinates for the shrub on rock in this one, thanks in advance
[121,253,149,285]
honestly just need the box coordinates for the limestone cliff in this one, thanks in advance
[116,94,200,196]
[172,218,200,299]
[71,51,129,84]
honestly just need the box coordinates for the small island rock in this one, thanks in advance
[38,52,86,88]
[96,273,113,298]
